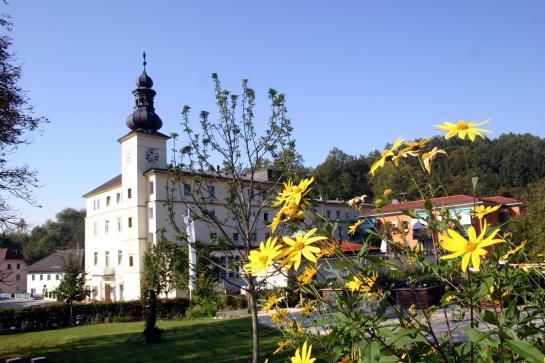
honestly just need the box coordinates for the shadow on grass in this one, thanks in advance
[1,318,289,363]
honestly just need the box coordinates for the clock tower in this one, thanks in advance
[119,53,168,247]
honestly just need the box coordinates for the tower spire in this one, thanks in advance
[125,53,162,132]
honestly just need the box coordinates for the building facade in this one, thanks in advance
[26,249,84,299]
[362,195,523,254]
[83,61,364,301]
[0,248,26,294]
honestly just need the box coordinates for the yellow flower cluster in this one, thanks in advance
[369,119,491,176]
[270,178,313,232]
[262,295,283,313]
[345,271,379,298]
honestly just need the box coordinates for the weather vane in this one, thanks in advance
[143,51,147,71]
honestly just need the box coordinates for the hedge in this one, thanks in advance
[0,298,189,334]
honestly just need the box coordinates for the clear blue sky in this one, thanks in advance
[5,1,545,227]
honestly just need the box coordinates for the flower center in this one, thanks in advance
[259,255,269,264]
[466,241,478,252]
[457,121,469,130]
[292,186,302,193]
[295,241,306,250]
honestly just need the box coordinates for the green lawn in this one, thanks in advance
[0,318,290,362]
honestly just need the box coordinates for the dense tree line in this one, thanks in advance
[0,208,85,264]
[311,133,545,202]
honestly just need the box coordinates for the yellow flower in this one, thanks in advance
[301,299,317,317]
[345,271,379,296]
[273,340,290,355]
[396,138,431,158]
[500,241,527,261]
[348,195,367,209]
[369,137,405,175]
[316,239,338,258]
[269,204,305,233]
[297,265,317,284]
[270,308,289,326]
[273,177,313,209]
[383,188,394,198]
[374,198,385,208]
[291,341,316,363]
[287,321,305,334]
[434,119,492,141]
[422,147,447,174]
[440,223,504,272]
[471,204,501,220]
[262,295,283,313]
[245,237,282,275]
[281,228,327,271]
[348,219,364,235]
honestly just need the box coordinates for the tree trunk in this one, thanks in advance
[249,286,260,363]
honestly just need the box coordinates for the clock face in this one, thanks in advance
[125,150,133,164]
[145,148,160,164]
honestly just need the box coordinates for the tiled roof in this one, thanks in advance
[364,194,522,216]
[0,248,23,262]
[27,249,84,273]
[83,175,122,198]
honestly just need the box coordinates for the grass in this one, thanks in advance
[0,318,290,362]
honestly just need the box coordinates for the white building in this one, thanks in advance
[83,60,363,302]
[26,249,84,299]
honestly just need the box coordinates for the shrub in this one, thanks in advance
[0,298,189,334]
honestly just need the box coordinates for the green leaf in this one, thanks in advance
[465,327,498,348]
[362,341,381,363]
[472,175,479,192]
[506,339,545,363]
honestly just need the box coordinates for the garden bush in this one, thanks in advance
[0,298,189,334]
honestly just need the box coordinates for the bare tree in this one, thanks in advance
[167,74,297,363]
[0,14,47,230]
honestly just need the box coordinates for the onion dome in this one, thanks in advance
[126,52,163,131]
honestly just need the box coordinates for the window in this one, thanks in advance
[149,181,154,195]
[6,264,10,270]
[47,274,51,281]
[207,185,215,198]
[105,219,109,234]
[106,196,111,206]
[128,217,133,228]
[326,210,331,219]
[118,250,123,265]
[128,188,132,199]
[116,192,121,204]
[117,217,122,232]
[32,275,35,281]
[251,233,257,242]
[263,212,269,222]
[105,251,110,267]
[149,207,154,219]
[336,210,341,219]
[56,274,59,280]
[94,252,98,265]
[40,274,43,281]
[16,274,20,281]
[94,222,98,236]
[247,189,254,201]
[233,233,239,242]
[16,263,20,270]
[183,183,191,196]
[129,255,134,267]
[93,200,96,210]
[97,199,100,209]
[209,210,215,219]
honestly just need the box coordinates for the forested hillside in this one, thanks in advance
[312,133,545,201]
